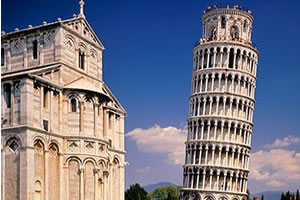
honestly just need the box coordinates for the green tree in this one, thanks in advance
[296,190,299,200]
[151,186,179,200]
[281,193,286,200]
[261,194,264,200]
[287,191,291,200]
[125,183,149,200]
[247,189,251,200]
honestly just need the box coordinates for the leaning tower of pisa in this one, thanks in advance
[181,5,258,200]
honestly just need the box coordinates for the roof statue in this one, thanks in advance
[79,0,85,18]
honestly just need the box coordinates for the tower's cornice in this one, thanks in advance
[202,6,254,23]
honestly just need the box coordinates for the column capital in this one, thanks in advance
[103,170,109,177]
[93,168,100,174]
[79,167,85,173]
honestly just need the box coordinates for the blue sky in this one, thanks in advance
[2,0,300,194]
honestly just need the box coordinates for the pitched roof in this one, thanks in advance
[64,77,127,115]
[2,16,104,49]
[64,77,108,97]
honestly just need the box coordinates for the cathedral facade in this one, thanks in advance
[1,1,126,200]
[181,5,258,200]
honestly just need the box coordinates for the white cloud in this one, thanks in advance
[126,125,187,165]
[137,166,151,173]
[249,149,300,188]
[127,126,300,190]
[266,180,285,188]
[264,136,300,149]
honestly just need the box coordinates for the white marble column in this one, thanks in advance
[45,150,49,200]
[225,147,229,167]
[212,146,215,165]
[220,51,223,68]
[205,146,209,165]
[216,98,220,115]
[203,99,207,115]
[201,122,204,140]
[205,75,209,92]
[213,50,217,68]
[202,172,206,190]
[207,122,211,140]
[80,168,85,200]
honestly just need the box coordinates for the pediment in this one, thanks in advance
[102,83,127,115]
[63,17,104,49]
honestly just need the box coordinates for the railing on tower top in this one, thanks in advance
[203,4,252,14]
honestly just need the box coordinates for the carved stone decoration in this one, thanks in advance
[84,141,95,153]
[182,191,201,200]
[34,140,44,154]
[44,31,54,46]
[204,196,214,200]
[49,144,58,157]
[103,170,109,177]
[11,39,24,54]
[98,143,106,154]
[68,140,80,152]
[14,82,20,94]
[6,137,20,152]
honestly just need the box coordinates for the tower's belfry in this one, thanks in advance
[181,5,258,200]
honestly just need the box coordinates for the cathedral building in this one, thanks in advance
[181,5,259,200]
[1,1,127,200]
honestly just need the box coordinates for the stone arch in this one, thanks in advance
[78,41,87,51]
[48,139,61,151]
[90,48,98,60]
[209,26,217,40]
[232,196,240,200]
[65,156,82,166]
[84,160,96,200]
[204,194,216,200]
[98,159,107,170]
[83,157,98,166]
[32,135,47,149]
[66,92,82,132]
[48,142,60,199]
[68,158,81,200]
[65,34,76,50]
[34,180,42,200]
[84,93,96,103]
[4,135,22,151]
[34,139,45,198]
[219,195,230,200]
[230,25,240,40]
[112,157,121,200]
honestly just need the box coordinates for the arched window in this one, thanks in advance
[243,20,248,32]
[210,27,217,40]
[1,48,5,66]
[33,40,38,59]
[79,50,85,70]
[230,26,239,40]
[71,98,77,112]
[221,17,226,28]
[229,49,234,68]
[34,181,42,200]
